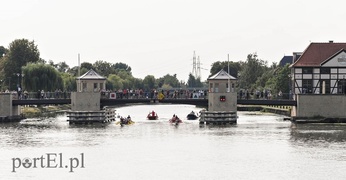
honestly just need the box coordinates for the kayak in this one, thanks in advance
[186,111,199,120]
[147,111,158,120]
[116,119,135,125]
[169,118,182,124]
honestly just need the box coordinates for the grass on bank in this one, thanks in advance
[21,105,70,118]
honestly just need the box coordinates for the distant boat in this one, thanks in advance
[186,111,198,120]
[169,115,182,125]
[116,116,135,126]
[147,111,158,120]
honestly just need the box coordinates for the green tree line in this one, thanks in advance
[0,38,290,97]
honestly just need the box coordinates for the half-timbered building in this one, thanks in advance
[290,41,346,95]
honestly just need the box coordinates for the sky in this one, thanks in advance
[1,0,346,82]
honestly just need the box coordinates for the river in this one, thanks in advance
[1,104,345,180]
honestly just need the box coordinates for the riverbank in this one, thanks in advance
[237,105,291,117]
[22,105,70,118]
[291,117,346,123]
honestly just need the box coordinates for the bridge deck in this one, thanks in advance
[12,98,297,106]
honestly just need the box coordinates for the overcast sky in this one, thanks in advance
[1,0,345,82]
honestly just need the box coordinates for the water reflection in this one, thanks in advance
[290,123,346,143]
[1,105,346,179]
[199,124,238,136]
[0,116,116,148]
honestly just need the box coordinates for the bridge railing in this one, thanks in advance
[9,91,72,100]
[6,91,297,101]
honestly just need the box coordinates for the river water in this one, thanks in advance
[1,104,345,180]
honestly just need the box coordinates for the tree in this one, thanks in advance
[60,72,76,91]
[22,63,63,91]
[56,61,70,73]
[254,63,275,90]
[48,60,57,68]
[132,78,143,90]
[156,74,180,88]
[272,64,290,98]
[107,74,123,90]
[117,69,131,80]
[238,53,267,90]
[0,46,8,58]
[187,73,203,87]
[81,62,93,70]
[0,39,40,90]
[143,75,156,90]
[112,62,131,73]
[93,60,113,76]
[210,61,241,78]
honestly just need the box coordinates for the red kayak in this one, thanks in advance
[147,111,158,120]
[169,117,182,124]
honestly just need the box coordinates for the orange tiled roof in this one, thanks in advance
[291,42,346,67]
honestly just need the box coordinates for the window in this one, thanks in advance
[338,80,346,94]
[214,83,219,93]
[302,68,313,74]
[209,83,213,92]
[82,83,87,92]
[94,83,98,92]
[320,68,330,74]
[302,79,313,93]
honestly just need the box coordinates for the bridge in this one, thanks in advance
[12,98,297,107]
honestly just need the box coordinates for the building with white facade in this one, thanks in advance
[290,41,346,120]
[291,41,346,95]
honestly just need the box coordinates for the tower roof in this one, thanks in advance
[208,69,237,80]
[77,69,106,80]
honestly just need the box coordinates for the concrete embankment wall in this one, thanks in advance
[295,94,346,118]
[0,93,12,116]
[0,93,20,117]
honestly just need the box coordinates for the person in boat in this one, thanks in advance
[127,115,132,123]
[172,114,176,121]
[175,115,180,125]
[120,116,128,124]
[120,117,125,124]
[175,115,180,123]
[151,110,156,117]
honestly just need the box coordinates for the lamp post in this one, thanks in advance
[16,73,20,89]
[21,74,24,90]
[288,74,292,100]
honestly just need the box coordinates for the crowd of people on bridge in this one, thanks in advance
[101,88,208,100]
[0,88,70,100]
[1,86,292,101]
[239,89,273,100]
[0,87,209,100]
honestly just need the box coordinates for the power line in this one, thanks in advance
[192,51,197,78]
